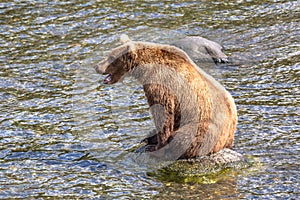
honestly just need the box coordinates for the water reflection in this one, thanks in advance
[0,0,299,199]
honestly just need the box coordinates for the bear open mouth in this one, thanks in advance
[103,74,112,84]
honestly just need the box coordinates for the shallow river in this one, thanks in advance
[0,0,299,199]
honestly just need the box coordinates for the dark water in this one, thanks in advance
[0,0,299,199]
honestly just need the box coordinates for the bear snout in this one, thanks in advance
[94,65,101,74]
[94,60,108,75]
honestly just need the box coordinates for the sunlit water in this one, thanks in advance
[0,0,299,199]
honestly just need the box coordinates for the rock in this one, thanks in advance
[135,146,251,183]
[172,36,229,64]
[164,148,250,176]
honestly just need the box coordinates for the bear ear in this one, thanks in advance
[120,34,131,44]
[126,42,136,55]
[120,34,135,54]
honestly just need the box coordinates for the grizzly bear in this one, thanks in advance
[95,35,237,160]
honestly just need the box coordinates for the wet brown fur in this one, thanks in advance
[95,39,237,159]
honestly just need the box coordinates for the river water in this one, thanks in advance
[0,0,299,199]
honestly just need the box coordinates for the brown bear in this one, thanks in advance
[95,35,237,160]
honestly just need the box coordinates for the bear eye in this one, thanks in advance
[108,56,116,63]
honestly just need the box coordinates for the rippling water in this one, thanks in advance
[0,0,299,199]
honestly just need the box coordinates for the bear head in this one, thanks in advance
[95,35,136,84]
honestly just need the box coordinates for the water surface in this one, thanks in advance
[0,0,299,199]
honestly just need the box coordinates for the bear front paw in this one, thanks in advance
[144,144,158,152]
[141,130,158,145]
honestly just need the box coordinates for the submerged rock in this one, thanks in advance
[162,148,250,176]
[135,147,251,183]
